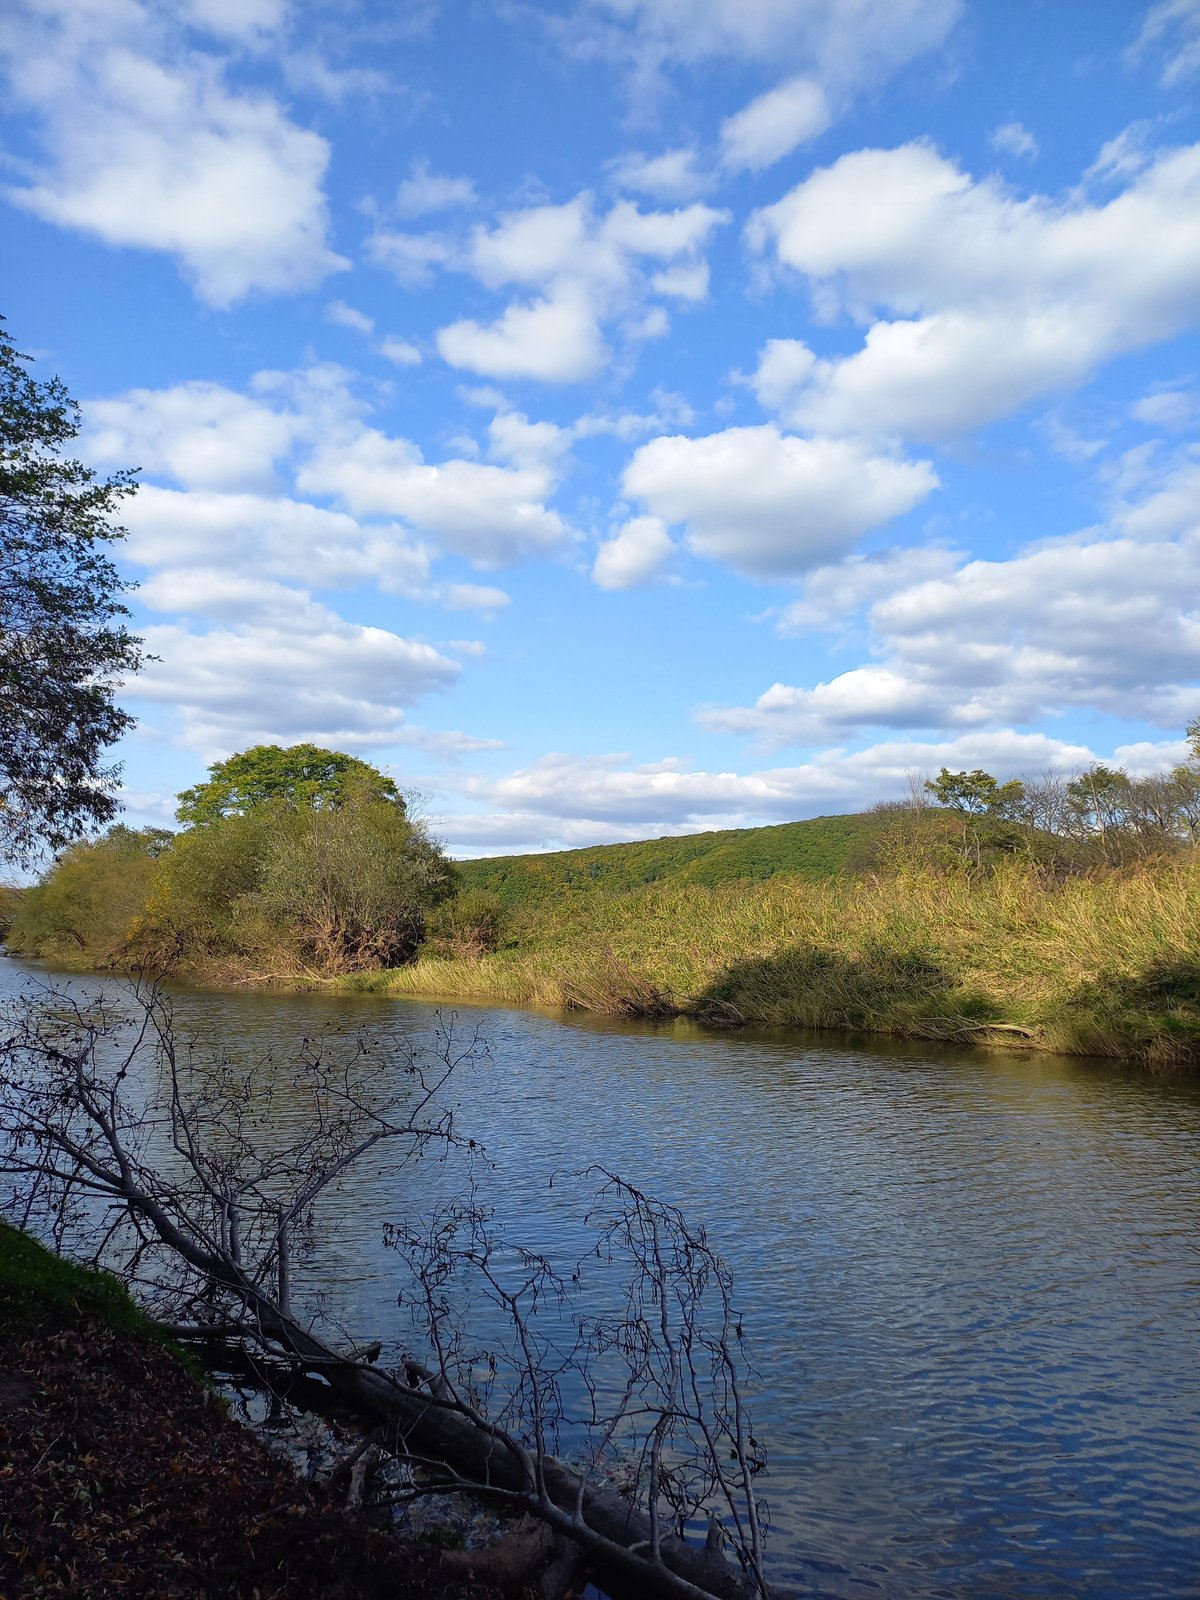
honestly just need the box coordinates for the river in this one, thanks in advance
[2,953,1198,1599]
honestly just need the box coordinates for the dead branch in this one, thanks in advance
[0,979,782,1600]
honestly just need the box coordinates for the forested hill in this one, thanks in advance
[452,812,880,904]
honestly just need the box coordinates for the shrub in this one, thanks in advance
[425,888,507,958]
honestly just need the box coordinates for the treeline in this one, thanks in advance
[869,740,1200,876]
[5,745,483,981]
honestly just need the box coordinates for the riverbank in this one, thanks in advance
[344,859,1200,1070]
[0,1224,481,1600]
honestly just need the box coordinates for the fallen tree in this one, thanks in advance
[0,980,779,1600]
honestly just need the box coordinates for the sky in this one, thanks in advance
[3,0,1200,858]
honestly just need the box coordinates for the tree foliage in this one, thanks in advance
[6,826,169,965]
[176,743,403,827]
[0,318,142,865]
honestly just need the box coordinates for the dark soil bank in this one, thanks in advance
[0,1235,482,1600]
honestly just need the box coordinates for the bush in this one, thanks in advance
[424,888,507,958]
[253,794,455,973]
[137,791,454,978]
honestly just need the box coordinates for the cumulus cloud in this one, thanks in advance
[90,370,575,580]
[134,603,461,757]
[622,425,937,578]
[436,192,727,382]
[720,77,830,171]
[438,284,607,383]
[326,300,375,335]
[122,486,434,595]
[592,515,675,589]
[703,508,1200,747]
[367,229,457,286]
[379,336,422,367]
[772,544,963,632]
[747,140,1200,439]
[1132,386,1197,430]
[187,0,287,43]
[86,381,300,491]
[297,421,575,568]
[451,730,1099,846]
[1,0,345,304]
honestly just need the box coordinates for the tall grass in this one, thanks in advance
[352,859,1200,1068]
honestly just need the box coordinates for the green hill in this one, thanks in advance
[453,811,881,905]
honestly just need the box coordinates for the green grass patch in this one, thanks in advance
[0,1221,198,1367]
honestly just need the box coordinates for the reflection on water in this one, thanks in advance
[3,955,1198,1598]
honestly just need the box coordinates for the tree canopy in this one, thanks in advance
[175,743,404,826]
[0,317,142,865]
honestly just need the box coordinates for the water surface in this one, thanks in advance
[3,955,1197,1599]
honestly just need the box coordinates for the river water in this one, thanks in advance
[2,953,1198,1599]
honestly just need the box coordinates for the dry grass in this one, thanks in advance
[347,859,1200,1068]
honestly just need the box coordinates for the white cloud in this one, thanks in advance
[1132,387,1197,430]
[1130,0,1200,85]
[123,486,434,594]
[704,510,1200,746]
[94,367,577,584]
[297,424,575,568]
[1086,121,1158,184]
[592,515,675,589]
[379,336,422,367]
[747,140,1200,440]
[622,424,937,578]
[367,229,456,286]
[187,0,286,43]
[456,730,1096,838]
[442,583,512,615]
[326,300,375,335]
[1041,412,1108,464]
[135,604,460,757]
[438,192,727,382]
[990,121,1037,160]
[748,338,817,411]
[720,77,830,172]
[773,544,962,632]
[86,381,299,491]
[2,3,345,305]
[651,262,709,301]
[568,0,961,97]
[438,284,607,383]
[1113,457,1200,540]
[607,147,709,200]
[573,388,697,441]
[395,157,478,217]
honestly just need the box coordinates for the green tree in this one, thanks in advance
[924,768,1025,817]
[6,826,169,965]
[176,743,403,826]
[0,317,142,865]
[924,768,1027,871]
[255,793,454,972]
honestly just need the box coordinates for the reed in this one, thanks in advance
[353,858,1200,1068]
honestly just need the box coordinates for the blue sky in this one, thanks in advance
[3,0,1200,855]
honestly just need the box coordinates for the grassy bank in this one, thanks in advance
[346,859,1200,1069]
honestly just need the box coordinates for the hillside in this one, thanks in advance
[453,811,881,904]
